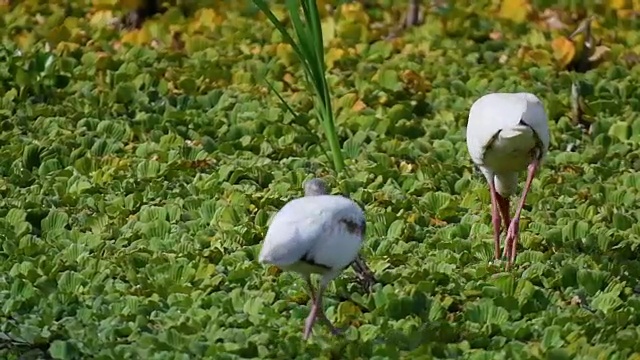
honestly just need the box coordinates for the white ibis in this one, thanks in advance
[302,178,376,292]
[466,92,550,267]
[259,178,369,340]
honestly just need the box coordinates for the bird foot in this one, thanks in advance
[355,271,376,293]
[352,257,377,293]
[303,312,342,340]
[503,218,520,267]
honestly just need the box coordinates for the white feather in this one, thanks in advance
[259,194,365,278]
[466,92,550,196]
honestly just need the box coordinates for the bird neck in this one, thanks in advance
[494,172,519,197]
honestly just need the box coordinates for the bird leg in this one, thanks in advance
[488,180,503,260]
[504,159,540,268]
[303,277,340,340]
[351,255,376,293]
[496,193,511,259]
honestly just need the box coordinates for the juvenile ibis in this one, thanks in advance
[302,178,376,292]
[259,178,370,340]
[466,92,550,267]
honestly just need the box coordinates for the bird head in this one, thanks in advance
[303,178,328,196]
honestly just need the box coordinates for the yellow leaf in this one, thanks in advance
[321,17,336,46]
[336,301,363,324]
[399,160,416,173]
[46,26,71,47]
[15,31,35,51]
[315,0,332,17]
[118,0,141,10]
[188,8,224,33]
[55,41,81,54]
[609,0,630,10]
[89,10,116,28]
[266,265,281,276]
[551,36,576,68]
[407,213,417,224]
[325,47,345,69]
[121,29,151,46]
[275,43,295,67]
[339,2,370,24]
[522,48,552,64]
[497,0,532,23]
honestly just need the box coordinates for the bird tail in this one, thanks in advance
[499,124,533,140]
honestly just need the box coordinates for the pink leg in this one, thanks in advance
[303,299,319,340]
[488,180,502,260]
[496,193,511,259]
[505,160,540,268]
[303,278,340,340]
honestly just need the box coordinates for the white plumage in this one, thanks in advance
[259,178,367,340]
[466,92,550,267]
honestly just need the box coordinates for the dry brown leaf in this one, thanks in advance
[570,295,582,306]
[540,8,569,31]
[401,69,431,93]
[430,218,447,226]
[351,99,367,112]
[589,45,611,62]
[282,73,296,85]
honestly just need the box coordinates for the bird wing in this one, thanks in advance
[258,197,334,267]
[466,93,548,164]
[466,93,519,165]
[520,93,551,156]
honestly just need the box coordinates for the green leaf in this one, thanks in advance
[22,144,41,170]
[577,269,608,296]
[377,69,402,92]
[386,219,405,239]
[49,340,75,360]
[465,299,510,325]
[541,325,564,351]
[608,121,630,142]
[41,210,69,233]
[612,212,633,231]
[6,208,27,226]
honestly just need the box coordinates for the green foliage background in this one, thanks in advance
[1,0,640,359]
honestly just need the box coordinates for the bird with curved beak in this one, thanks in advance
[303,178,376,293]
[259,178,375,340]
[466,92,550,268]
